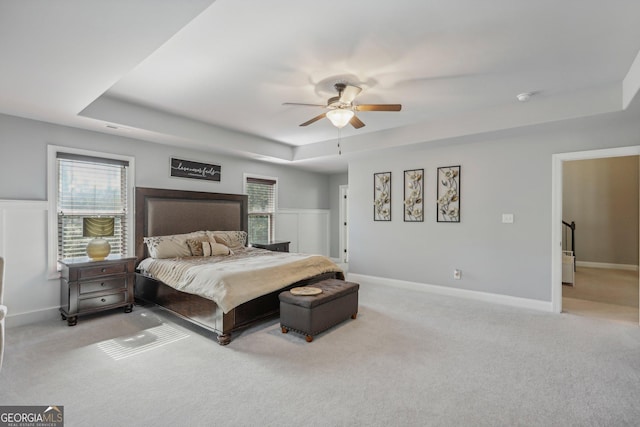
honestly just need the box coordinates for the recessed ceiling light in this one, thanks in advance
[516,92,534,102]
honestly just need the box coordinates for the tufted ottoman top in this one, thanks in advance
[279,279,359,309]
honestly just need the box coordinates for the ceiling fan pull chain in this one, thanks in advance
[338,128,342,155]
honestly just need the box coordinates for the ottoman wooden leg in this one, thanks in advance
[217,333,231,346]
[281,326,289,334]
[305,335,313,343]
[351,313,357,319]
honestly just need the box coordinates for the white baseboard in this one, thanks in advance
[576,261,639,271]
[347,273,554,312]
[6,307,61,329]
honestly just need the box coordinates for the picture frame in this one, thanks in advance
[374,172,391,221]
[404,169,424,222]
[437,165,460,222]
[170,157,221,182]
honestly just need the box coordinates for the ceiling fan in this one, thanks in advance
[283,83,402,129]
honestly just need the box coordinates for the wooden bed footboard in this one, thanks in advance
[135,271,344,345]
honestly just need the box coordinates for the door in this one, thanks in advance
[339,185,349,263]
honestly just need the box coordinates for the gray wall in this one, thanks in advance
[348,107,640,303]
[563,156,639,265]
[0,114,330,209]
[3,100,640,311]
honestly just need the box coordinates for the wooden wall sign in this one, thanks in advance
[170,157,221,182]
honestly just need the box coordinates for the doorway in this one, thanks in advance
[552,146,640,324]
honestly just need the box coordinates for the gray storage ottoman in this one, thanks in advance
[279,279,359,342]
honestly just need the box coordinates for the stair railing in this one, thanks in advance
[562,220,576,271]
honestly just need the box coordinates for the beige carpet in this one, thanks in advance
[2,280,640,426]
[563,266,638,324]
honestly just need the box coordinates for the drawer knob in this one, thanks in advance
[101,282,105,287]
[101,298,106,302]
[101,268,106,273]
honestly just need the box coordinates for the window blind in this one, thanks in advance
[246,177,276,242]
[57,153,129,259]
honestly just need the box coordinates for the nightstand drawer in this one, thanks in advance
[79,292,127,311]
[79,277,127,294]
[78,263,127,280]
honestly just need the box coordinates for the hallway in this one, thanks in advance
[563,267,638,324]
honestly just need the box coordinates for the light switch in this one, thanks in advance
[502,213,514,223]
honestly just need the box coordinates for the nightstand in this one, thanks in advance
[59,255,136,326]
[251,240,290,253]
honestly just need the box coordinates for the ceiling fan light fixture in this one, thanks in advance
[326,109,354,128]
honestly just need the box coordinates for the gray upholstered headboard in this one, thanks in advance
[135,187,248,264]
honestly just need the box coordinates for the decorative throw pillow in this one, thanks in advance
[186,239,231,257]
[186,238,207,256]
[209,242,232,256]
[208,230,247,251]
[144,231,207,259]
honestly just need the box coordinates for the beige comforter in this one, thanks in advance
[138,247,343,313]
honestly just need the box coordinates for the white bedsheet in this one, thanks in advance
[138,247,343,313]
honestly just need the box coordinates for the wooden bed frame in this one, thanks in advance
[134,187,343,345]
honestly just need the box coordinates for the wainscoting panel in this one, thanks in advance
[0,200,58,327]
[275,208,330,256]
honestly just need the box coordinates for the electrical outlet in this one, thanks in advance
[502,213,514,223]
[454,269,462,280]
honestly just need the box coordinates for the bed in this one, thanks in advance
[134,187,344,345]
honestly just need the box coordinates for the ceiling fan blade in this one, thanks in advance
[283,102,326,107]
[339,85,362,104]
[299,113,327,127]
[355,104,402,112]
[350,115,365,129]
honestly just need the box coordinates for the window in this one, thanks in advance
[56,153,129,259]
[48,146,134,272]
[245,175,277,243]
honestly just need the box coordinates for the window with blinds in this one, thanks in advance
[57,153,129,260]
[246,176,277,242]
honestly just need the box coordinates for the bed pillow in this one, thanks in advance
[186,239,232,257]
[144,231,207,259]
[207,231,247,251]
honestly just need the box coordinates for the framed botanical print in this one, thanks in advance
[374,172,391,221]
[437,165,460,222]
[404,169,424,222]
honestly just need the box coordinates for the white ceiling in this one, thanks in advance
[2,0,640,173]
